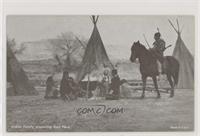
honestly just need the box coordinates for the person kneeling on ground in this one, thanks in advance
[106,69,121,100]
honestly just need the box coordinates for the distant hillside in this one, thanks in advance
[16,38,84,61]
[17,38,140,81]
[16,39,54,61]
[16,38,130,62]
[21,58,140,82]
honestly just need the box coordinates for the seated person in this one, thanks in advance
[60,71,79,101]
[44,72,58,99]
[106,69,121,100]
[68,77,80,100]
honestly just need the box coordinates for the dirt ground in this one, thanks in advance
[7,88,194,132]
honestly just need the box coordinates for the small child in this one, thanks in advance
[101,69,110,96]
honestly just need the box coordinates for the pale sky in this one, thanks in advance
[7,15,195,60]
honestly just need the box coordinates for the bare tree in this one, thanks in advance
[51,32,87,71]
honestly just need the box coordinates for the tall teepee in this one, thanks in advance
[76,16,114,82]
[169,19,194,89]
[7,41,38,95]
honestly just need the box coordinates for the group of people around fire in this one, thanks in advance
[44,68,121,101]
[44,31,166,101]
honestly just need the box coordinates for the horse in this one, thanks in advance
[130,41,179,98]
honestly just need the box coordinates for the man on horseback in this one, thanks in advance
[152,32,166,74]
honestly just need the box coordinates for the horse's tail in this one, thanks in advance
[166,56,179,86]
[173,60,180,86]
[174,69,179,86]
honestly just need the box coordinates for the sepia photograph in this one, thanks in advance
[6,15,194,132]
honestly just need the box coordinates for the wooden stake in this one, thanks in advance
[86,74,90,100]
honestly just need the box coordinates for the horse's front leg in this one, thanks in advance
[152,76,161,98]
[141,75,146,98]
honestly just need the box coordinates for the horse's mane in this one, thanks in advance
[135,42,149,53]
[135,42,156,62]
[138,43,148,51]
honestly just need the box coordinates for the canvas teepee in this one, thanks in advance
[7,41,38,95]
[168,19,194,89]
[75,16,114,82]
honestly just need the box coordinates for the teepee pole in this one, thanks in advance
[176,19,180,32]
[180,25,184,33]
[90,16,93,23]
[92,15,96,24]
[168,19,178,33]
[95,16,99,23]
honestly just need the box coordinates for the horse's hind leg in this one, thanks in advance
[167,74,174,97]
[152,76,160,98]
[141,75,146,98]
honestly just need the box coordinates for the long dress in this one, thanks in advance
[44,76,55,98]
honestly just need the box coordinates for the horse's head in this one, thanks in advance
[130,40,143,62]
